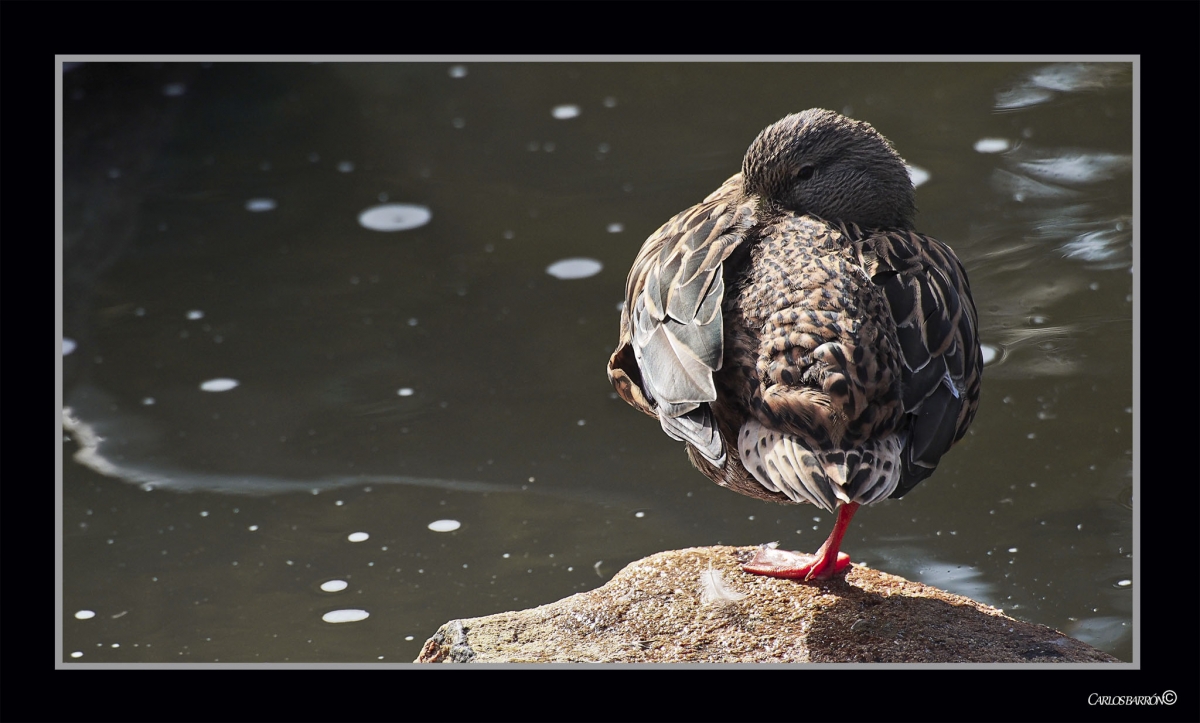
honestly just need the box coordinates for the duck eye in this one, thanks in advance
[796,164,815,181]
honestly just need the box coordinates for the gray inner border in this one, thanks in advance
[55,54,1140,671]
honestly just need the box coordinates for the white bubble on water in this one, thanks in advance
[552,104,581,119]
[906,164,931,187]
[974,138,1011,154]
[546,258,602,279]
[322,609,369,623]
[200,378,239,392]
[358,203,432,232]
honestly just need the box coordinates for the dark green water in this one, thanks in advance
[60,61,1133,663]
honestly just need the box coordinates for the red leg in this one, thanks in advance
[742,502,860,580]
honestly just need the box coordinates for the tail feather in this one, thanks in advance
[738,417,901,511]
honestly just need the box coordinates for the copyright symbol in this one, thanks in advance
[1162,690,1176,705]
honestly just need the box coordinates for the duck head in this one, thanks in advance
[741,108,917,230]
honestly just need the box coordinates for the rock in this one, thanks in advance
[416,546,1120,663]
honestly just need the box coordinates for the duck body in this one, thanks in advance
[608,109,981,580]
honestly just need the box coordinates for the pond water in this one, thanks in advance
[59,60,1134,663]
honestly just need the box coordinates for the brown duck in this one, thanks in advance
[608,109,982,580]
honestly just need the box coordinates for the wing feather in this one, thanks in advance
[607,174,757,465]
[856,227,982,497]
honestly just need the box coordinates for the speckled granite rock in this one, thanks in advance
[416,546,1120,663]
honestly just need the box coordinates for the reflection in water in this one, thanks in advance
[63,385,642,510]
[991,168,1082,201]
[64,399,538,497]
[966,75,1132,383]
[1066,616,1130,652]
[975,206,1131,274]
[1060,225,1131,264]
[983,323,1079,376]
[994,62,1131,110]
[1013,149,1131,186]
[864,545,996,606]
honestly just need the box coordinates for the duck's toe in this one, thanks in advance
[741,546,851,580]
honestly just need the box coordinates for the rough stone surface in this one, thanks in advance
[416,546,1120,664]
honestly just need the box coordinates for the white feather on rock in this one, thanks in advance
[699,564,748,605]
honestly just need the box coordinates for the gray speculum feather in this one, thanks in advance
[608,108,982,580]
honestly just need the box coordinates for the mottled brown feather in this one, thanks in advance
[608,109,981,512]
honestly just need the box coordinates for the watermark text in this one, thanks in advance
[1089,691,1176,706]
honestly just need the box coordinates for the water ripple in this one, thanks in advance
[995,62,1130,110]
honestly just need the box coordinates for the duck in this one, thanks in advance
[607,109,982,580]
